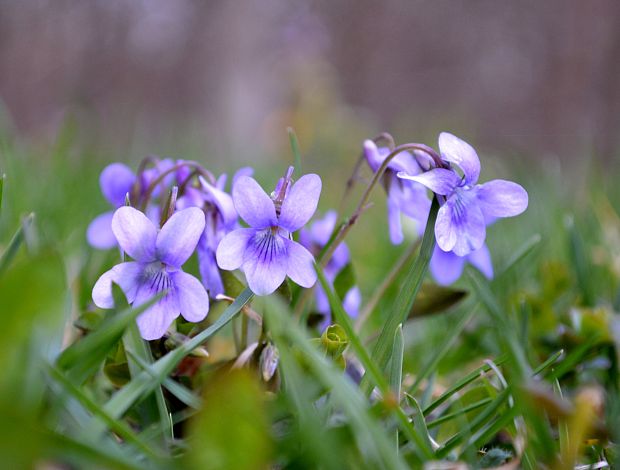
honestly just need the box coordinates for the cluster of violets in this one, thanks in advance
[90,132,527,340]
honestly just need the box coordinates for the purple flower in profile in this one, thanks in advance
[364,140,431,244]
[398,132,529,256]
[216,168,321,295]
[300,210,361,330]
[92,206,209,340]
[87,163,136,249]
[430,243,493,285]
[195,174,239,296]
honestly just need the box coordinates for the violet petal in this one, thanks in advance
[87,211,117,249]
[232,176,277,228]
[171,270,210,322]
[216,228,255,270]
[156,207,205,268]
[476,179,529,218]
[100,163,136,207]
[279,174,322,232]
[397,168,461,196]
[438,132,481,185]
[284,238,317,288]
[111,207,158,262]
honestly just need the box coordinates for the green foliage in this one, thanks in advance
[0,125,617,469]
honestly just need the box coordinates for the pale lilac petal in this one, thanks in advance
[199,176,237,227]
[438,132,481,185]
[111,207,157,262]
[476,180,528,218]
[134,284,180,340]
[216,228,256,270]
[171,270,210,322]
[87,211,117,249]
[364,140,383,173]
[92,262,144,308]
[397,168,461,196]
[310,210,338,245]
[283,238,317,288]
[197,234,225,295]
[387,195,404,245]
[343,287,361,318]
[279,174,322,232]
[397,183,432,234]
[232,167,254,187]
[430,246,466,285]
[242,231,287,295]
[232,176,277,228]
[467,244,494,279]
[435,192,486,256]
[156,207,205,268]
[176,187,204,210]
[100,163,135,207]
[330,243,350,274]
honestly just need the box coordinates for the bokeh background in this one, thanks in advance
[1,0,620,163]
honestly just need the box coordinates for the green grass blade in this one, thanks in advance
[390,325,404,454]
[97,288,252,426]
[287,127,302,173]
[0,173,4,215]
[0,212,34,274]
[423,358,506,416]
[389,324,404,397]
[315,265,433,459]
[427,397,494,429]
[265,297,408,469]
[436,389,510,458]
[408,304,476,395]
[496,233,541,277]
[366,197,439,388]
[46,365,166,462]
[123,322,172,446]
[57,292,162,384]
[125,349,201,409]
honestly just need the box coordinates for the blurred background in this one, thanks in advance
[1,0,620,166]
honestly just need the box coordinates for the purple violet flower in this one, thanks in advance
[364,140,431,244]
[398,132,529,256]
[430,243,493,285]
[299,210,361,330]
[87,163,136,249]
[92,206,209,340]
[216,167,321,295]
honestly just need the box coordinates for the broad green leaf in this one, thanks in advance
[333,262,356,300]
[0,213,34,274]
[410,283,468,318]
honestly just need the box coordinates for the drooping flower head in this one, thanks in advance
[364,140,431,244]
[299,210,361,330]
[398,132,529,256]
[92,206,209,340]
[430,243,493,286]
[216,167,321,296]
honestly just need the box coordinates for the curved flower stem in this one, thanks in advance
[139,161,214,211]
[337,132,396,217]
[354,237,422,333]
[319,143,444,268]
